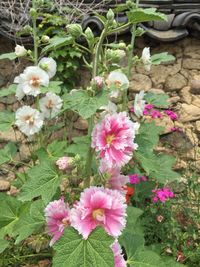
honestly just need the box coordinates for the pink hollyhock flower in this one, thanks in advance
[152,187,174,203]
[70,186,127,239]
[164,110,178,120]
[92,112,139,169]
[111,241,127,267]
[56,156,73,170]
[44,198,71,246]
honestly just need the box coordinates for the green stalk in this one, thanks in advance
[32,0,38,65]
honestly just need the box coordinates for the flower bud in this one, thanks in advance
[41,35,50,43]
[92,76,104,90]
[67,24,83,38]
[106,9,114,22]
[15,45,27,57]
[56,156,73,171]
[30,8,37,18]
[118,42,126,49]
[84,27,94,41]
[106,49,126,63]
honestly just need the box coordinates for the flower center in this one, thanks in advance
[30,76,41,87]
[106,134,115,145]
[24,115,34,126]
[62,218,69,227]
[92,208,104,221]
[45,99,54,109]
[114,80,121,87]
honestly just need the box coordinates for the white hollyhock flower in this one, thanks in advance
[15,45,27,57]
[39,57,57,78]
[14,66,49,98]
[141,47,151,71]
[134,90,146,118]
[39,92,63,118]
[99,101,117,117]
[15,106,43,136]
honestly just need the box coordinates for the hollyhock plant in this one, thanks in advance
[70,186,127,239]
[44,198,71,246]
[92,112,139,169]
[152,187,174,203]
[39,92,63,118]
[141,47,151,71]
[15,106,43,136]
[39,57,57,78]
[111,241,127,267]
[56,156,73,170]
[134,90,146,118]
[14,66,49,99]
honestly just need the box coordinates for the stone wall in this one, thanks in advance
[0,35,200,189]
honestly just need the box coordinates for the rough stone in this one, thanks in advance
[190,75,200,94]
[129,74,152,92]
[179,86,192,104]
[183,58,200,70]
[145,115,174,134]
[173,160,187,171]
[168,96,180,104]
[149,88,165,94]
[179,103,200,122]
[0,128,23,142]
[74,117,88,130]
[195,121,200,132]
[191,95,200,108]
[0,180,10,191]
[165,73,187,91]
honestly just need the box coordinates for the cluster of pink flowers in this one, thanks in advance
[142,104,178,121]
[152,187,174,203]
[92,112,139,169]
[164,110,178,120]
[129,173,147,184]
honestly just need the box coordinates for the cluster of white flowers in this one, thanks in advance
[14,47,63,137]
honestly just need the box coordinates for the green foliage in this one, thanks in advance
[151,52,175,65]
[41,81,62,94]
[0,142,17,166]
[0,84,16,97]
[63,90,108,119]
[53,227,114,267]
[66,136,90,159]
[127,8,167,24]
[144,92,170,108]
[47,140,68,160]
[0,52,17,60]
[0,110,15,132]
[41,36,73,54]
[19,161,61,204]
[0,239,9,253]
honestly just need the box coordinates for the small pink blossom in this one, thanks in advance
[92,112,139,169]
[44,198,71,246]
[143,104,154,115]
[71,186,127,239]
[56,156,73,170]
[111,241,127,267]
[171,127,182,132]
[164,110,178,120]
[92,76,104,90]
[152,187,174,203]
[129,174,147,184]
[151,109,163,118]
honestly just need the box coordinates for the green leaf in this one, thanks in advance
[0,52,17,61]
[63,90,108,119]
[47,140,68,160]
[42,36,73,53]
[0,84,16,97]
[127,8,167,24]
[53,227,114,267]
[151,52,175,65]
[144,92,169,108]
[0,111,15,132]
[162,256,187,267]
[41,81,62,94]
[66,135,90,159]
[12,200,45,244]
[0,239,9,253]
[129,250,167,267]
[19,161,61,204]
[0,142,17,166]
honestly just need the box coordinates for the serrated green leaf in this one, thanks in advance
[41,81,62,94]
[47,140,68,160]
[0,84,16,97]
[127,8,167,24]
[151,52,175,65]
[42,36,73,53]
[0,142,17,166]
[144,92,169,108]
[129,250,167,267]
[162,256,187,266]
[0,52,17,60]
[19,161,61,204]
[53,227,114,267]
[63,90,108,119]
[0,110,15,132]
[66,135,90,159]
[0,239,9,253]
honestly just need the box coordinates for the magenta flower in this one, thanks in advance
[111,241,127,267]
[171,127,182,132]
[164,110,178,120]
[151,109,163,119]
[92,112,139,169]
[129,174,147,184]
[152,187,174,203]
[56,156,73,170]
[44,198,71,246]
[71,187,127,239]
[143,104,154,115]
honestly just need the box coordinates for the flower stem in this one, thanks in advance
[32,0,38,65]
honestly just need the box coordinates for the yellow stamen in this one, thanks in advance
[92,209,104,220]
[106,134,115,145]
[30,76,41,87]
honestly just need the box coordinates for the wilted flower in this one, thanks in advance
[141,47,151,71]
[14,66,49,99]
[15,106,43,136]
[152,187,174,203]
[15,44,27,57]
[92,112,139,169]
[71,186,127,239]
[44,198,71,246]
[156,215,164,223]
[39,57,57,79]
[134,90,146,117]
[111,241,127,267]
[39,92,63,118]
[56,156,73,170]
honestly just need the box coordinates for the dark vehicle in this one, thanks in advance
[0,0,200,42]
